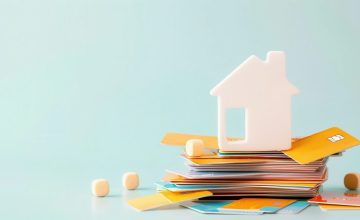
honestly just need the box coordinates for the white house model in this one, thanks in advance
[210,51,299,151]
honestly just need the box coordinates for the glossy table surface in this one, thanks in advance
[1,0,360,219]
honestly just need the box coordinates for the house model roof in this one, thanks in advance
[210,51,299,97]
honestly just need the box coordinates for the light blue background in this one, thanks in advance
[1,0,359,219]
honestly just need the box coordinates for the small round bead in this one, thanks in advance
[344,173,360,190]
[92,179,109,197]
[185,139,204,157]
[123,172,139,190]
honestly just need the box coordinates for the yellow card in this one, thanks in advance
[161,133,299,149]
[283,127,360,164]
[319,204,360,210]
[161,132,221,149]
[128,190,212,211]
[220,198,296,213]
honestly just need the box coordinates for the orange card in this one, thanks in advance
[283,127,360,164]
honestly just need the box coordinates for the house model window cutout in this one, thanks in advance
[210,51,299,151]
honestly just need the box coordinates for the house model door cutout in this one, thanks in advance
[210,51,299,151]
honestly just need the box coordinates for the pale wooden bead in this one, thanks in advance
[92,179,109,197]
[123,172,139,190]
[344,173,360,190]
[186,139,204,157]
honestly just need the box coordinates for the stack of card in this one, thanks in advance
[158,152,327,198]
[159,127,360,199]
[127,127,360,213]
